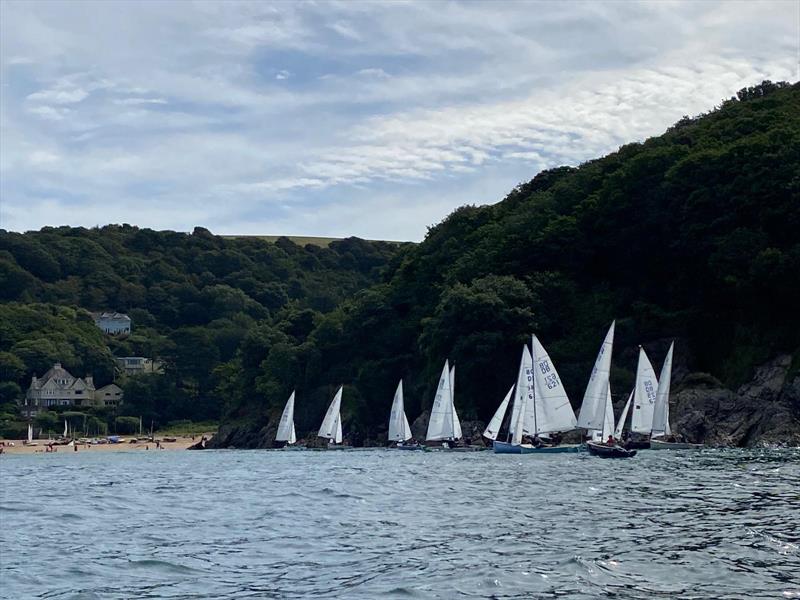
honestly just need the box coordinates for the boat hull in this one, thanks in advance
[586,441,637,458]
[650,439,703,450]
[395,443,425,451]
[493,440,580,454]
[623,440,651,450]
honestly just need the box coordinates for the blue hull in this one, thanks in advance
[493,440,581,454]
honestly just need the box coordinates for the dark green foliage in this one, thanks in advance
[1,81,798,440]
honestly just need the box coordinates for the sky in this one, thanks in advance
[1,1,798,241]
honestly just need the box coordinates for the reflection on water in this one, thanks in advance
[1,448,799,599]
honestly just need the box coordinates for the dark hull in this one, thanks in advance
[623,440,651,450]
[586,441,637,458]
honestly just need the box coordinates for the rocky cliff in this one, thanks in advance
[675,355,800,447]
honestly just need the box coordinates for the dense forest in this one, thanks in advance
[1,80,798,443]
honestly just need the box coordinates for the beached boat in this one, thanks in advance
[425,360,463,448]
[275,391,298,447]
[491,338,579,454]
[389,380,423,450]
[25,424,37,446]
[318,385,347,449]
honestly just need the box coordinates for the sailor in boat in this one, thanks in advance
[605,434,616,446]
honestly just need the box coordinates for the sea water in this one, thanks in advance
[1,448,798,599]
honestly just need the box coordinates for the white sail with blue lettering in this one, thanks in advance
[577,321,615,432]
[318,386,343,444]
[652,342,674,437]
[388,380,412,442]
[276,391,297,444]
[531,335,577,435]
[631,348,659,434]
[483,384,514,441]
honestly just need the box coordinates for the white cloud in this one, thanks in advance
[1,1,797,240]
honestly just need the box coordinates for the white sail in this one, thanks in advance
[531,335,577,434]
[601,384,615,439]
[318,386,343,442]
[426,360,456,441]
[27,424,33,443]
[449,365,462,440]
[483,384,514,441]
[388,380,412,442]
[63,419,68,437]
[631,347,659,434]
[577,321,615,431]
[514,346,535,444]
[652,342,674,437]
[276,391,297,443]
[614,389,634,439]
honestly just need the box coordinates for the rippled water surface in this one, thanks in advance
[2,448,799,599]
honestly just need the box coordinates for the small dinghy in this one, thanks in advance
[586,441,637,458]
[318,386,348,449]
[389,380,424,450]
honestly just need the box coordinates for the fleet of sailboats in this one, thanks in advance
[220,324,699,454]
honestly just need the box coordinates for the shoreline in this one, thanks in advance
[0,434,214,455]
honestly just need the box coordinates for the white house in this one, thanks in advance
[92,312,131,335]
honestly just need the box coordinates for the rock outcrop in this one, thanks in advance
[674,355,800,446]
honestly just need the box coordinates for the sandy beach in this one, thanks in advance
[0,434,214,456]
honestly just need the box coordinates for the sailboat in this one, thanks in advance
[275,391,299,448]
[482,385,514,442]
[25,423,37,446]
[650,342,702,450]
[318,385,346,449]
[388,380,421,450]
[577,322,615,441]
[493,338,580,454]
[425,360,463,448]
[586,383,637,458]
[625,346,659,449]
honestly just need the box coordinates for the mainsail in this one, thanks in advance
[276,391,297,444]
[483,385,514,441]
[512,345,535,444]
[388,380,412,442]
[631,347,659,434]
[614,389,634,439]
[27,424,33,443]
[577,321,615,432]
[652,342,674,437]
[530,335,577,435]
[426,360,458,441]
[318,386,343,444]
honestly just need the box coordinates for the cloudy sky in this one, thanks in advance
[1,1,797,240]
